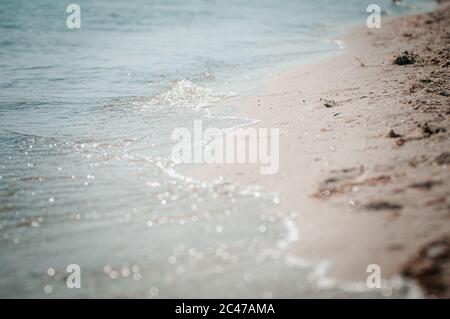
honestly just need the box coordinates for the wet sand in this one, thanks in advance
[189,2,450,297]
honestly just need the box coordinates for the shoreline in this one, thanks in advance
[188,3,450,297]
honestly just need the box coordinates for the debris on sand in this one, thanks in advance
[396,138,406,146]
[403,32,414,38]
[386,129,402,138]
[409,180,442,190]
[393,51,416,65]
[323,99,339,108]
[435,152,450,165]
[421,122,435,135]
[419,77,432,83]
[420,122,446,136]
[313,175,391,199]
[354,56,366,67]
[364,201,403,211]
[439,90,449,97]
[403,238,450,298]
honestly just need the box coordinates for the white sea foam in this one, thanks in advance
[278,217,300,250]
[284,253,424,298]
[146,79,236,110]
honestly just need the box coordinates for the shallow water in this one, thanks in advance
[0,0,435,298]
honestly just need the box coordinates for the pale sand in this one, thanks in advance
[188,3,450,296]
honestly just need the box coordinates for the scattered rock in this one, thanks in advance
[410,180,442,190]
[364,201,403,211]
[323,99,338,108]
[419,78,432,83]
[386,129,402,138]
[354,56,366,67]
[426,243,448,259]
[409,83,423,93]
[420,122,446,136]
[421,122,434,135]
[396,138,406,146]
[403,238,450,298]
[431,57,440,64]
[394,51,416,65]
[435,152,450,165]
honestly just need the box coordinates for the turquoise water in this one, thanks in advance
[0,0,435,298]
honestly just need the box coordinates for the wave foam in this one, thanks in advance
[147,79,236,110]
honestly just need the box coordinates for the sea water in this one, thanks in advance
[0,0,435,298]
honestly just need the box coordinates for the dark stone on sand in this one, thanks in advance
[403,238,450,298]
[410,180,442,190]
[419,78,432,83]
[435,152,450,165]
[421,122,434,135]
[323,99,338,108]
[420,122,446,136]
[439,90,449,97]
[396,138,406,146]
[393,51,416,65]
[386,129,402,138]
[364,201,403,211]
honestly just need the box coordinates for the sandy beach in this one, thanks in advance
[189,2,450,297]
[3,0,450,300]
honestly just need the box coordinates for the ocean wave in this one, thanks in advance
[145,79,236,111]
